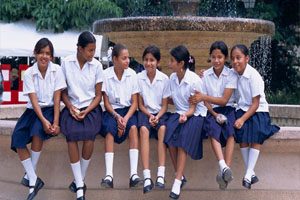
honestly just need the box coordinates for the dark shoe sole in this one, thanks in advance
[242,178,251,189]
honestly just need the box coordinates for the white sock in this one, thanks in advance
[240,147,249,170]
[171,179,182,195]
[157,166,165,184]
[21,158,37,193]
[143,169,151,187]
[129,149,139,179]
[245,148,260,181]
[105,152,114,181]
[80,158,91,180]
[71,161,84,198]
[218,159,228,172]
[24,150,41,180]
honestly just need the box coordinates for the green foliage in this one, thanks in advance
[267,89,300,105]
[0,0,122,32]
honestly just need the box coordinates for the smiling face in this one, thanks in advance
[35,45,52,69]
[211,49,226,72]
[113,49,129,70]
[231,48,249,75]
[78,43,96,62]
[143,53,159,74]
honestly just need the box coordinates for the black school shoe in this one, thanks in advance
[76,186,86,200]
[21,174,29,187]
[101,175,114,188]
[169,191,180,199]
[155,176,165,189]
[143,178,154,194]
[26,177,44,200]
[242,178,251,189]
[251,175,259,184]
[69,181,87,193]
[181,175,187,188]
[129,174,141,188]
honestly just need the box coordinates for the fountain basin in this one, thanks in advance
[93,16,275,73]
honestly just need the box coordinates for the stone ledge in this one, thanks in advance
[0,119,299,140]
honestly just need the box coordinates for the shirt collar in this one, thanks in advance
[206,66,230,76]
[140,69,163,81]
[31,62,56,75]
[241,64,252,79]
[106,67,132,80]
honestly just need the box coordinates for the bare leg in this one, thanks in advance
[17,148,31,161]
[105,133,114,153]
[169,147,178,172]
[224,136,235,166]
[140,126,150,170]
[68,142,80,163]
[157,126,166,167]
[210,137,224,161]
[82,140,94,160]
[31,136,43,152]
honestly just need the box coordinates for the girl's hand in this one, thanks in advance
[51,124,60,135]
[117,115,126,130]
[234,118,245,129]
[42,119,53,134]
[179,114,187,123]
[70,106,80,121]
[189,91,203,105]
[149,114,158,127]
[77,109,88,121]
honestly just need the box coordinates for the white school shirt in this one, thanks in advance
[169,69,207,117]
[102,67,139,109]
[23,62,67,109]
[61,55,104,109]
[236,64,269,112]
[138,69,171,114]
[203,66,237,108]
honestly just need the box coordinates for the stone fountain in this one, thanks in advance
[94,0,274,74]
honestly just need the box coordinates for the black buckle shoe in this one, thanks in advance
[76,186,86,200]
[26,177,44,200]
[143,178,154,194]
[242,178,251,189]
[21,173,29,187]
[251,175,259,184]
[101,175,114,188]
[181,175,187,188]
[155,176,165,189]
[69,181,87,193]
[169,191,180,199]
[129,174,141,188]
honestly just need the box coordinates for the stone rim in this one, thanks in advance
[93,16,275,35]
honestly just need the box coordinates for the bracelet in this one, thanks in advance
[112,112,120,119]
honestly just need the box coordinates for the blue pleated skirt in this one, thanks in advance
[137,111,169,139]
[60,106,103,142]
[100,107,138,144]
[164,113,204,160]
[203,106,236,147]
[235,109,280,144]
[11,107,54,152]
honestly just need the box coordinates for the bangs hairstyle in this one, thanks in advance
[77,31,96,48]
[142,45,161,61]
[34,38,54,57]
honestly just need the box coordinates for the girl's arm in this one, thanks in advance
[189,88,234,106]
[179,102,196,123]
[138,94,152,118]
[205,101,218,118]
[234,96,260,129]
[28,93,52,134]
[124,93,138,122]
[77,83,102,120]
[61,89,79,121]
[52,89,62,135]
[156,98,168,119]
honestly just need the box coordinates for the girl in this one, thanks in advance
[60,31,103,200]
[165,45,207,199]
[11,38,66,200]
[100,44,141,189]
[189,41,237,190]
[137,45,170,193]
[230,44,280,189]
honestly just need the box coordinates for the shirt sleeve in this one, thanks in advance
[54,67,67,91]
[162,78,171,98]
[23,70,35,95]
[131,73,139,95]
[95,63,104,84]
[225,71,238,89]
[250,72,264,98]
